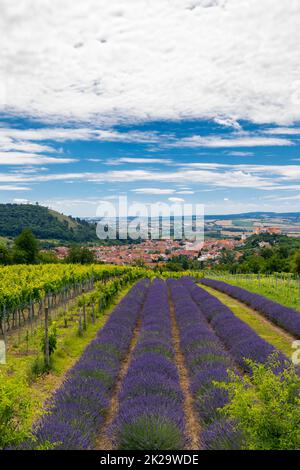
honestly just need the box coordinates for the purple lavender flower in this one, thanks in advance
[181,278,287,372]
[201,278,300,338]
[168,279,239,449]
[26,279,149,450]
[112,279,186,450]
[201,419,245,450]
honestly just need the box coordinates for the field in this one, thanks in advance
[207,273,300,311]
[1,268,300,450]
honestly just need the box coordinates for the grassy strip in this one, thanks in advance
[207,274,300,312]
[1,284,133,437]
[200,284,293,358]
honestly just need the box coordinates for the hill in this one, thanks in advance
[0,204,98,243]
[205,212,300,220]
[205,211,300,220]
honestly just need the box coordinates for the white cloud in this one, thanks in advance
[0,152,76,165]
[1,162,300,192]
[131,188,176,195]
[0,128,93,142]
[0,127,166,144]
[1,126,291,150]
[2,0,300,125]
[214,117,242,130]
[263,128,300,135]
[277,194,300,201]
[164,135,292,148]
[13,198,30,204]
[0,139,56,153]
[33,168,275,190]
[168,197,185,203]
[109,157,173,165]
[228,151,253,156]
[0,185,31,191]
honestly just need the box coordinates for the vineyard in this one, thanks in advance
[1,269,300,450]
[0,264,135,334]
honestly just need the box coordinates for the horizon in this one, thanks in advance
[1,1,300,217]
[3,201,300,220]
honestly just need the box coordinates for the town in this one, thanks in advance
[52,225,283,267]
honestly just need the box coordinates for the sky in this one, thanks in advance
[1,0,300,217]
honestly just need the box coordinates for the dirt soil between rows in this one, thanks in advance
[168,293,201,450]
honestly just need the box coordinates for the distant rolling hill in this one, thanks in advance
[0,204,98,243]
[205,212,300,220]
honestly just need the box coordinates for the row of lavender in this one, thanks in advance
[27,280,149,450]
[111,279,186,450]
[201,278,300,338]
[168,279,244,450]
[182,277,286,373]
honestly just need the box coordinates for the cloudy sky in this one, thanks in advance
[1,0,300,216]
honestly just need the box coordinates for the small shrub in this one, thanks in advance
[27,356,49,381]
[0,372,34,449]
[216,354,300,450]
[117,415,184,450]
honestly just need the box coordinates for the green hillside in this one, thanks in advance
[0,204,98,243]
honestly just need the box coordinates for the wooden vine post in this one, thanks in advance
[78,308,83,336]
[82,287,87,330]
[2,304,7,347]
[44,306,50,368]
[92,303,95,324]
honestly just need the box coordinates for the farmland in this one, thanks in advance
[201,277,300,338]
[207,273,300,311]
[1,268,300,450]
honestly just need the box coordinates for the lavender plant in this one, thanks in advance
[181,277,286,372]
[168,279,243,450]
[201,278,300,338]
[111,278,186,450]
[22,279,149,450]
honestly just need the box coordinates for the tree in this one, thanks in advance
[291,249,300,274]
[66,246,95,264]
[13,228,39,264]
[133,258,145,267]
[38,251,60,264]
[165,261,183,272]
[0,242,12,265]
[166,255,190,271]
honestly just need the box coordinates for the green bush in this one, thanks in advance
[27,356,49,382]
[216,355,300,450]
[0,373,34,449]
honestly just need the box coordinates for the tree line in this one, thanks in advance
[0,229,96,265]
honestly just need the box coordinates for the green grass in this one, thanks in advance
[206,273,300,312]
[48,208,79,229]
[201,284,293,358]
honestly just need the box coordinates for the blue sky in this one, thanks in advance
[1,0,300,217]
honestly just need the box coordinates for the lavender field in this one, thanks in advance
[201,278,300,338]
[9,276,300,451]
